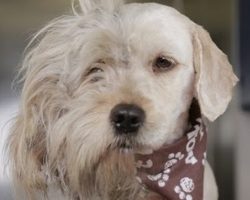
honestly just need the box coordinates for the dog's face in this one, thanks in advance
[8,0,238,197]
[63,4,195,154]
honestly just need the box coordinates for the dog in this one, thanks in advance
[7,0,238,199]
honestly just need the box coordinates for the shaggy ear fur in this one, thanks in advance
[7,68,70,199]
[193,25,238,121]
[8,110,48,198]
[78,0,124,14]
[7,63,68,197]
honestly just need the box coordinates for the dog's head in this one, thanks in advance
[8,0,238,198]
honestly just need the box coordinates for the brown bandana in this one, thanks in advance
[135,101,207,200]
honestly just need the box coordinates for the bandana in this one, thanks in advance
[135,100,207,200]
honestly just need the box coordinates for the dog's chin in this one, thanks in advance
[115,144,152,155]
[112,137,155,155]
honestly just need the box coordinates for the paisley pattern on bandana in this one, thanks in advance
[135,101,207,200]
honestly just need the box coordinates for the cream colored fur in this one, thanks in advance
[6,0,238,200]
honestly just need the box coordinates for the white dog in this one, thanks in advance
[7,0,238,200]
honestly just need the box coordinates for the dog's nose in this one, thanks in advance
[110,104,145,134]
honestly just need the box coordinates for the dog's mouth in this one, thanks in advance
[111,136,137,153]
[119,141,132,149]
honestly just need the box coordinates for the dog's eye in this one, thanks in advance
[153,56,175,72]
[86,67,104,76]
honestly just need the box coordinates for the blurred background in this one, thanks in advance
[0,0,249,200]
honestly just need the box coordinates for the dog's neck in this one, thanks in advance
[172,98,202,144]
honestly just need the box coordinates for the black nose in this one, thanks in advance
[110,104,145,134]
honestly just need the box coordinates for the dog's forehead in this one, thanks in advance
[117,3,193,63]
[81,3,194,65]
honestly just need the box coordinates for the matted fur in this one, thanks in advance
[6,0,238,200]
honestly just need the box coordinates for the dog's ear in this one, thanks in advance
[7,109,48,197]
[7,64,65,197]
[78,0,124,14]
[193,25,238,121]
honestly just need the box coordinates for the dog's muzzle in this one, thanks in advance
[110,103,145,135]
